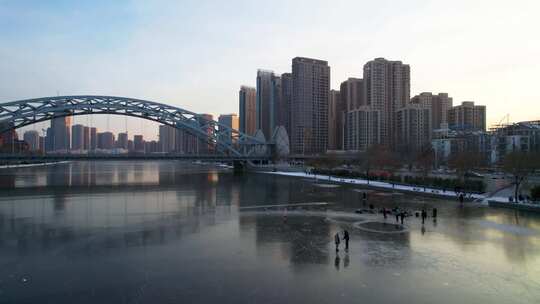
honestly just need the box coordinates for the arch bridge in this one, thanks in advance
[0,95,272,159]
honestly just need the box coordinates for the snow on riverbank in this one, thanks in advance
[0,161,70,169]
[262,170,495,202]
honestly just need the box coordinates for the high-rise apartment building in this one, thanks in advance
[256,70,275,140]
[270,74,283,135]
[90,127,97,150]
[39,136,45,151]
[218,114,239,146]
[45,128,53,152]
[280,73,293,138]
[346,106,381,151]
[133,135,145,152]
[291,57,330,154]
[23,130,40,151]
[145,140,159,154]
[448,101,486,131]
[198,114,215,154]
[159,125,176,153]
[176,129,198,154]
[395,104,432,152]
[340,78,366,149]
[51,116,72,151]
[83,126,90,150]
[117,132,128,149]
[340,78,366,111]
[97,132,114,150]
[363,58,410,149]
[239,86,257,135]
[328,90,342,150]
[411,92,453,130]
[71,124,85,150]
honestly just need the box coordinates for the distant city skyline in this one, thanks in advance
[1,0,539,136]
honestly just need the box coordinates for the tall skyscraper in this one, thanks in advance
[448,101,486,131]
[176,129,198,154]
[280,73,293,137]
[411,92,453,130]
[90,127,97,150]
[340,78,365,111]
[83,126,90,150]
[39,136,45,151]
[291,57,330,154]
[159,125,176,153]
[198,114,214,154]
[218,114,239,146]
[45,128,53,152]
[395,104,432,152]
[328,90,341,150]
[23,130,40,151]
[363,58,410,149]
[97,132,114,150]
[270,74,283,135]
[256,69,279,140]
[51,116,72,151]
[239,86,257,136]
[340,78,365,149]
[71,124,85,150]
[133,135,145,152]
[117,132,128,149]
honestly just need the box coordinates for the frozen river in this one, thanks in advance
[0,161,539,303]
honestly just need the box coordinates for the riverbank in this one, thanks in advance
[0,161,70,169]
[261,170,540,212]
[262,170,480,198]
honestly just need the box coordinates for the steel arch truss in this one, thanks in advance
[0,95,269,157]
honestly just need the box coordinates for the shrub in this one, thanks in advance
[531,185,540,201]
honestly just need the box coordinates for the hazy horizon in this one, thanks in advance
[2,0,539,140]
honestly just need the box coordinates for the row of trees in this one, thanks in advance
[501,152,540,201]
[306,145,540,197]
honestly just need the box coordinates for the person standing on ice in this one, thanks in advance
[343,230,350,250]
[334,232,341,252]
[421,209,427,225]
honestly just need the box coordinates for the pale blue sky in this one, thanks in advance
[1,0,539,140]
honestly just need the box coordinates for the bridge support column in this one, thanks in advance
[233,160,245,174]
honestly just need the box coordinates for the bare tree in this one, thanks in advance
[415,145,435,190]
[356,145,391,184]
[448,151,481,182]
[501,152,540,201]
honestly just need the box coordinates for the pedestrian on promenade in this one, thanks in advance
[382,208,387,219]
[362,192,367,201]
[395,210,400,223]
[421,209,427,225]
[399,211,405,225]
[459,193,464,205]
[432,208,437,220]
[334,232,341,252]
[343,230,350,250]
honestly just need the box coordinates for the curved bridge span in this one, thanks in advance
[0,95,270,158]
